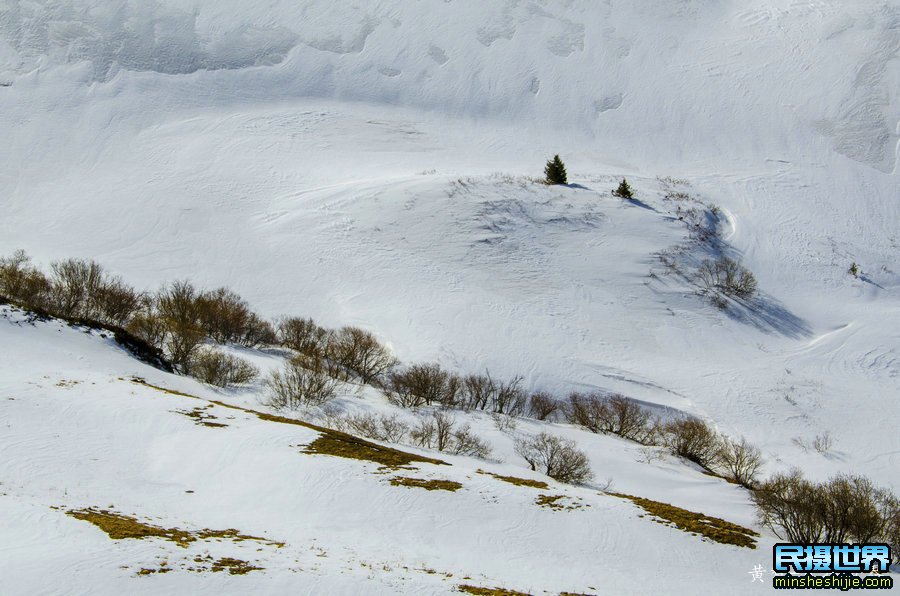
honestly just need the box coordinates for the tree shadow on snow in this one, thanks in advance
[724,294,813,339]
[624,197,656,212]
[859,274,886,290]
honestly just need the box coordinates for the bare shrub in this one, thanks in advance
[791,436,810,452]
[328,326,398,384]
[189,347,259,387]
[277,317,330,357]
[410,411,454,451]
[565,392,607,432]
[126,297,168,350]
[459,373,495,411]
[457,372,526,416]
[638,446,667,465]
[716,436,763,488]
[494,376,527,417]
[410,415,436,447]
[91,277,143,327]
[491,412,518,433]
[0,250,50,307]
[528,391,560,421]
[409,411,491,458]
[342,412,411,444]
[432,411,457,452]
[196,287,275,347]
[662,416,721,470]
[319,406,348,433]
[813,431,833,454]
[696,257,758,300]
[41,258,142,326]
[449,424,492,458]
[47,258,105,317]
[265,357,340,410]
[566,393,655,443]
[378,414,413,444]
[603,395,655,442]
[792,432,835,455]
[242,313,277,347]
[339,412,378,437]
[753,469,826,543]
[156,280,206,371]
[754,471,899,547]
[196,287,249,343]
[822,475,897,545]
[514,432,593,485]
[385,363,460,408]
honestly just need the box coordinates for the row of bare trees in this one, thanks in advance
[327,410,492,459]
[753,470,900,564]
[0,251,403,392]
[563,391,762,487]
[382,364,528,416]
[0,250,759,486]
[1,251,142,327]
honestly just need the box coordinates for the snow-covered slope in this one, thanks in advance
[0,307,773,595]
[0,1,898,593]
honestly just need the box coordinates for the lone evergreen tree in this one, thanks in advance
[544,155,568,185]
[613,178,634,199]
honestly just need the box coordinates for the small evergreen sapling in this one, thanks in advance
[613,178,634,199]
[544,155,568,185]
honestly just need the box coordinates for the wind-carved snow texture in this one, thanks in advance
[428,44,449,65]
[301,13,379,55]
[0,0,298,79]
[475,0,586,55]
[595,94,624,113]
[816,5,900,173]
[546,20,585,57]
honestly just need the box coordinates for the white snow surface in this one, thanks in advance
[0,0,898,593]
[0,306,775,595]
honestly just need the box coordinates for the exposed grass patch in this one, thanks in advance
[66,508,283,548]
[457,586,532,596]
[176,406,228,428]
[535,494,587,511]
[137,566,171,576]
[610,493,758,548]
[477,469,549,489]
[210,557,263,575]
[389,477,463,492]
[131,378,201,400]
[302,432,446,470]
[131,378,447,470]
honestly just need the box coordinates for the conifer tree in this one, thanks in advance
[613,178,634,199]
[544,155,568,185]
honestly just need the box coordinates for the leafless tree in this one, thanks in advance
[528,391,560,421]
[662,416,721,470]
[385,363,460,408]
[328,326,398,384]
[696,257,757,300]
[0,250,50,307]
[716,436,763,488]
[265,356,341,410]
[189,347,259,387]
[277,316,331,357]
[514,432,593,484]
